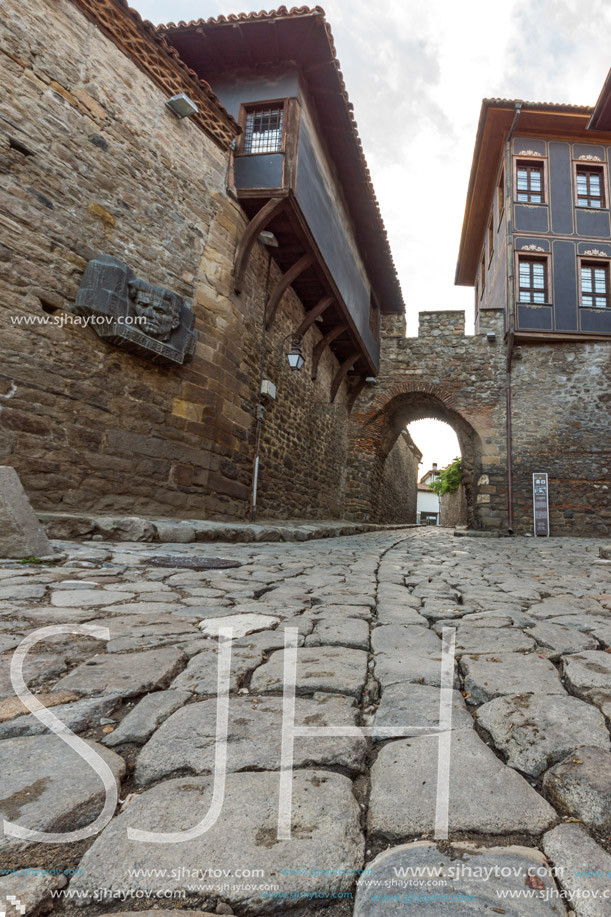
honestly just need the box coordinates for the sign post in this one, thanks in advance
[533,473,549,537]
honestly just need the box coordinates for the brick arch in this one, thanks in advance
[346,384,483,527]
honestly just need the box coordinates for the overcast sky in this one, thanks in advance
[135,0,611,470]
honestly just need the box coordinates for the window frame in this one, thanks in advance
[573,161,608,210]
[488,214,494,265]
[237,99,288,156]
[497,167,505,226]
[515,251,552,305]
[480,253,486,297]
[513,155,547,205]
[577,255,611,309]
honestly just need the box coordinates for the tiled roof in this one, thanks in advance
[157,6,404,314]
[485,97,592,112]
[71,0,238,149]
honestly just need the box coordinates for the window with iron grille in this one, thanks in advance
[518,256,548,303]
[243,105,284,154]
[516,160,544,203]
[576,166,605,208]
[580,260,610,308]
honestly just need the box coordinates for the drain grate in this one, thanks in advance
[147,555,241,570]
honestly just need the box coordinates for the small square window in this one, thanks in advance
[243,104,285,154]
[515,159,545,203]
[580,259,610,308]
[575,164,606,209]
[517,255,549,304]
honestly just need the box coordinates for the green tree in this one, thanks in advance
[430,458,462,496]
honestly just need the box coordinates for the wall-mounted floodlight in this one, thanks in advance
[259,231,278,247]
[365,376,378,385]
[487,331,496,342]
[166,94,199,119]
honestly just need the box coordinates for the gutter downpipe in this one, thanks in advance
[505,100,522,534]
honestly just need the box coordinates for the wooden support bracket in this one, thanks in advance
[233,197,285,293]
[265,253,314,329]
[311,323,347,381]
[296,295,334,337]
[330,351,360,403]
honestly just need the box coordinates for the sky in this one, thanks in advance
[134,0,611,466]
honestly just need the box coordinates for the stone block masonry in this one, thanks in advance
[0,0,355,523]
[347,309,509,530]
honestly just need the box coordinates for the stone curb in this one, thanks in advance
[38,512,421,544]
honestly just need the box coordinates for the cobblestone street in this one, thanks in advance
[2,528,611,916]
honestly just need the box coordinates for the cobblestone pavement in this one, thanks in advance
[2,529,611,916]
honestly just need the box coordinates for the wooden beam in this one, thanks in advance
[265,253,314,329]
[296,295,334,337]
[311,323,347,380]
[330,352,360,403]
[233,197,285,293]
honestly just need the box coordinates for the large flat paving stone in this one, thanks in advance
[371,683,473,741]
[544,746,611,829]
[527,621,599,658]
[476,694,610,776]
[51,589,133,607]
[0,873,67,914]
[69,771,363,913]
[250,646,368,698]
[103,689,191,746]
[372,624,441,655]
[0,694,121,738]
[0,735,125,852]
[375,604,428,626]
[562,651,611,700]
[305,617,369,649]
[170,644,264,695]
[135,693,365,784]
[53,647,186,698]
[460,653,565,704]
[0,653,68,698]
[437,623,536,655]
[374,649,459,690]
[543,823,611,917]
[354,841,564,916]
[368,728,557,838]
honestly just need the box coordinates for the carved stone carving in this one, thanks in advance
[521,244,546,252]
[75,255,196,364]
[578,154,602,161]
[583,249,609,257]
[517,150,542,157]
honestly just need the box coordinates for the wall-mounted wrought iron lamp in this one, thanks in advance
[284,333,305,371]
[166,93,199,119]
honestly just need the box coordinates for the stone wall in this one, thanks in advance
[379,432,420,524]
[347,309,509,529]
[440,488,468,527]
[0,0,352,522]
[510,342,611,536]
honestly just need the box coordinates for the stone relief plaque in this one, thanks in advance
[75,254,197,364]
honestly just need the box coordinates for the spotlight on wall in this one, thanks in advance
[486,331,496,342]
[284,333,305,371]
[365,376,378,385]
[259,231,279,247]
[166,93,199,119]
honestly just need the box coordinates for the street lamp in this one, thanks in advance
[283,333,305,371]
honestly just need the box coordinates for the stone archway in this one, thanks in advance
[346,382,484,528]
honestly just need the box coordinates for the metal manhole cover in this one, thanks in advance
[148,555,241,570]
